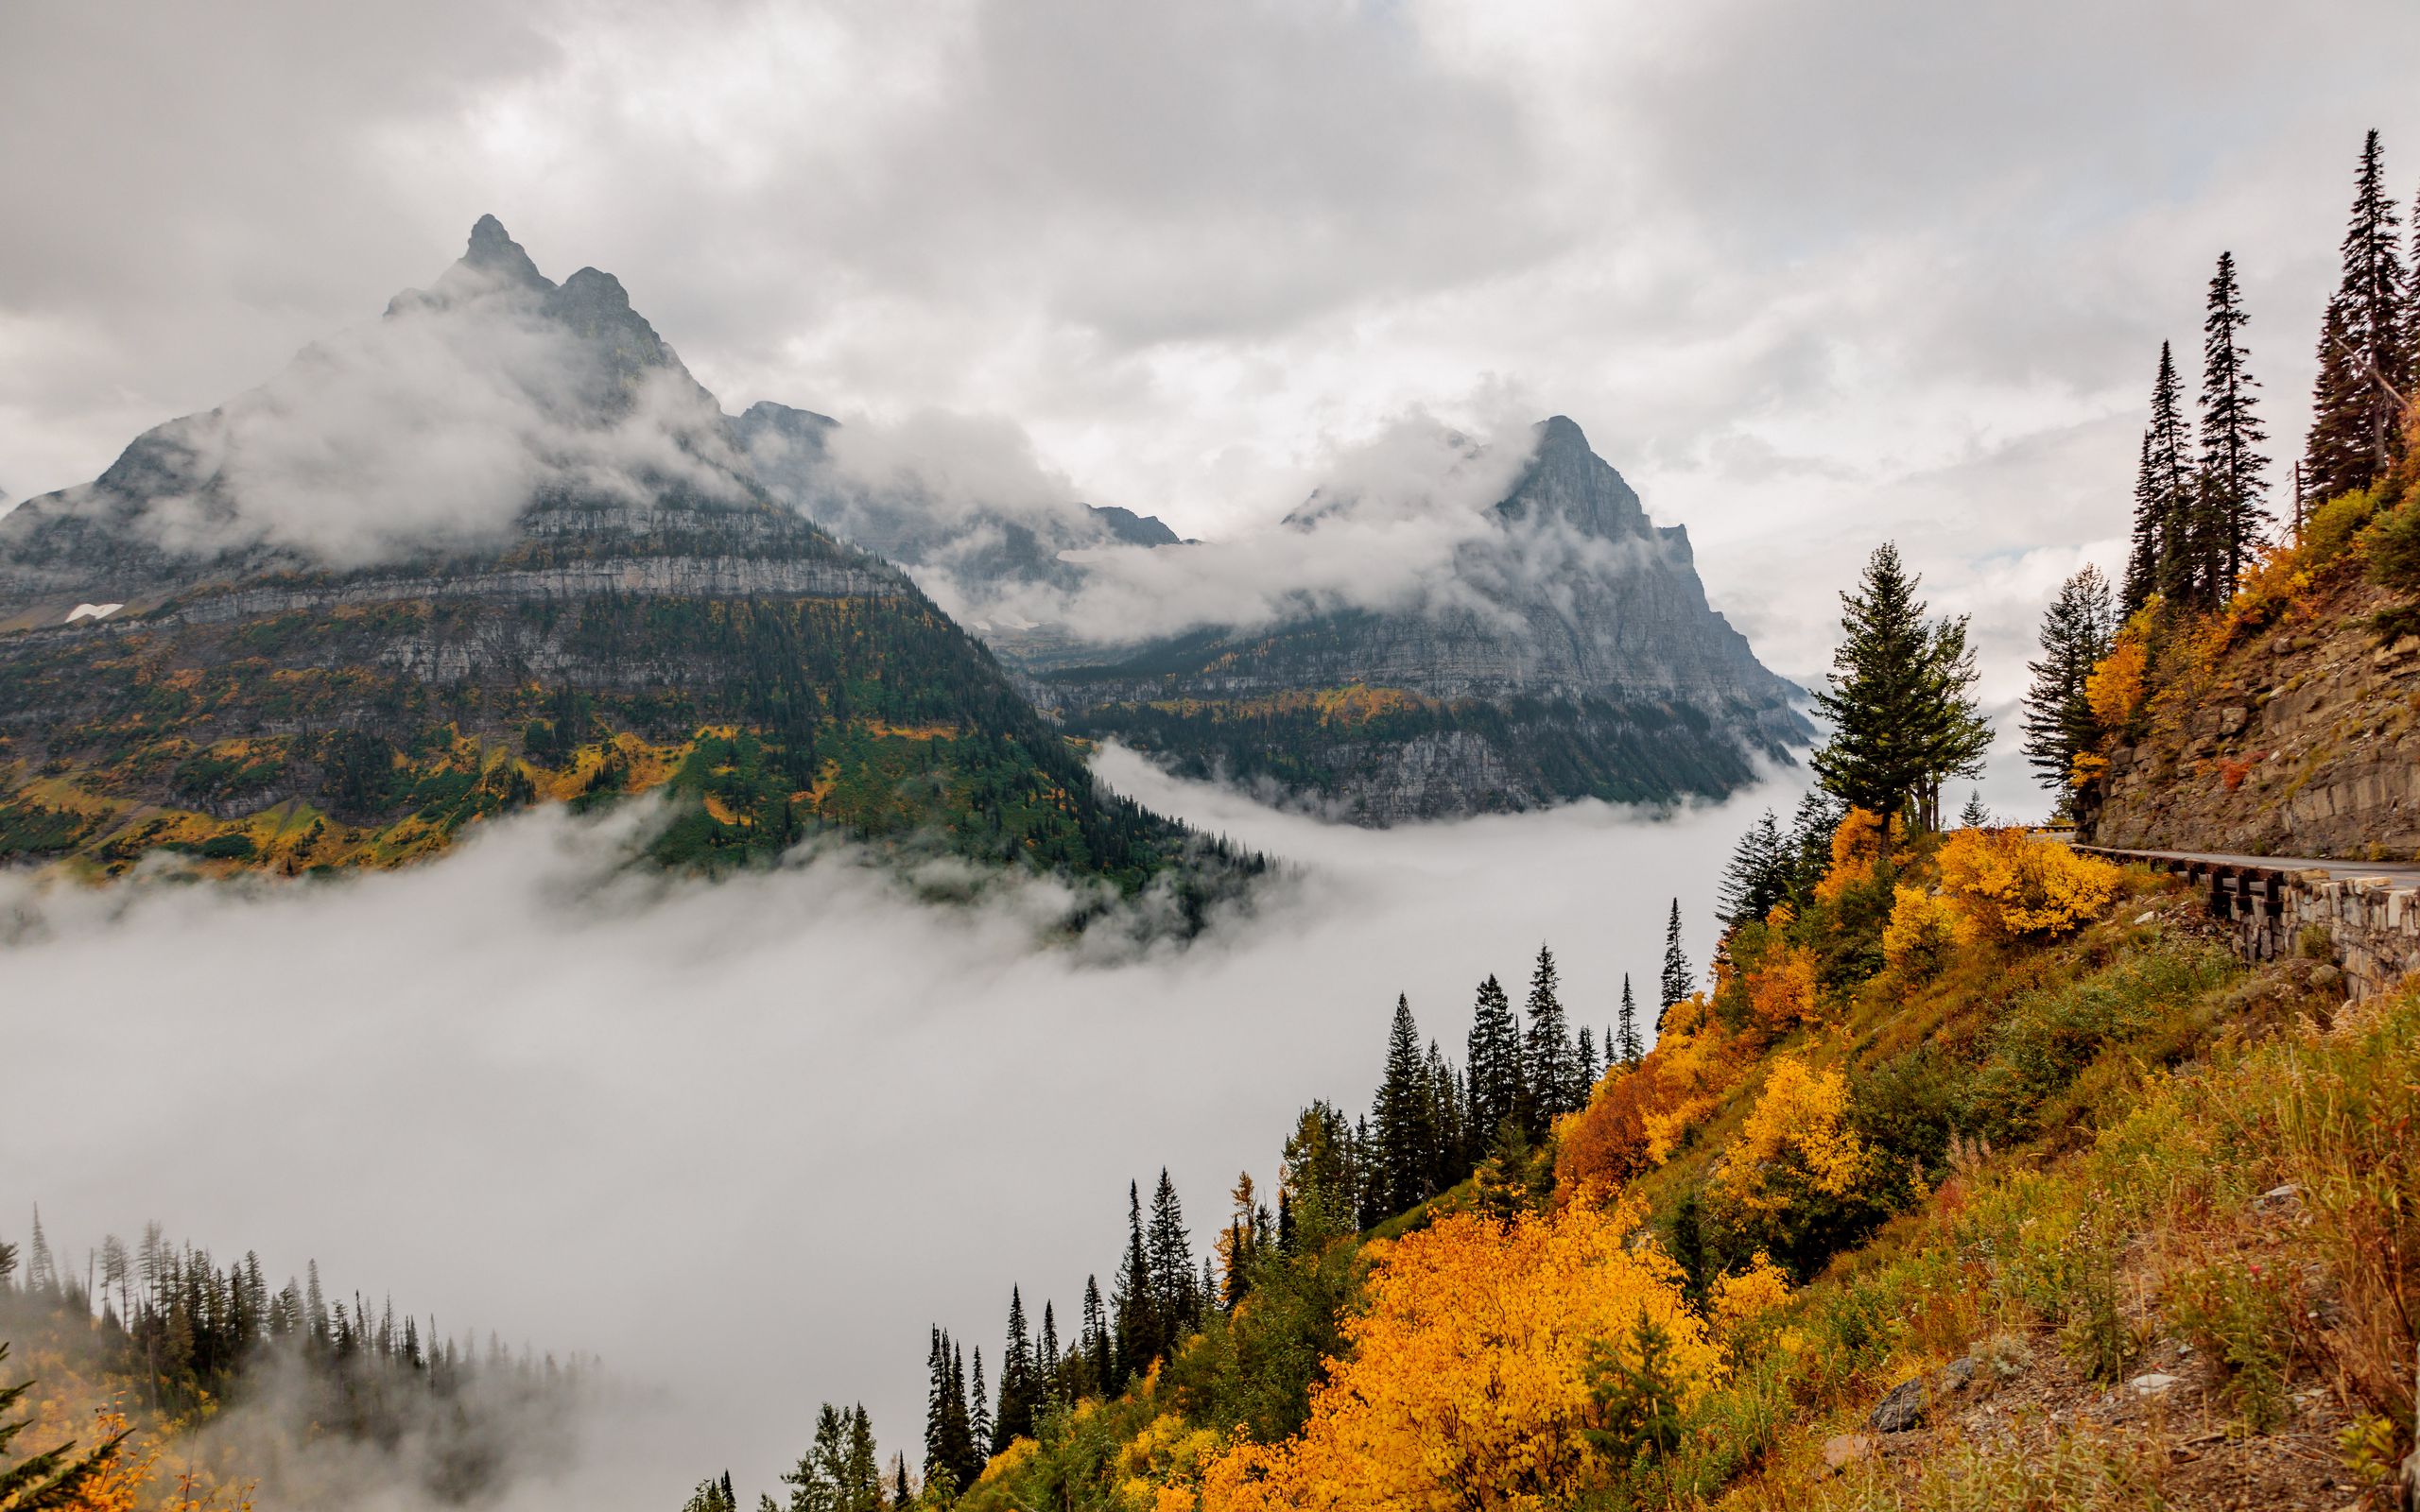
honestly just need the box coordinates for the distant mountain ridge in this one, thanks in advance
[0,217,1242,902]
[1028,417,1809,821]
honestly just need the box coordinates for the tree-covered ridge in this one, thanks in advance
[0,588,1259,904]
[1058,686,1786,821]
[0,1219,588,1510]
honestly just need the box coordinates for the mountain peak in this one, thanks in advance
[459,215,549,289]
[1535,414,1590,453]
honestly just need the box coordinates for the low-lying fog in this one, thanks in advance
[2,747,1801,1506]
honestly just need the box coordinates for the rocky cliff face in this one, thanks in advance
[1034,418,1810,823]
[0,219,1226,894]
[2084,570,2420,860]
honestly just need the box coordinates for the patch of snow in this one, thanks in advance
[66,602,124,623]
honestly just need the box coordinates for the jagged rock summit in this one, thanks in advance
[1023,415,1811,823]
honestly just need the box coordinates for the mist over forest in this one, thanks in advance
[5,749,1789,1501]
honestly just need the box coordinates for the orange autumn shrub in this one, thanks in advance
[1881,885,1965,980]
[1935,828,2123,941]
[1813,807,1898,904]
[1553,1058,1664,1195]
[1198,1198,1721,1512]
[1556,994,1757,1196]
[1743,941,1820,1032]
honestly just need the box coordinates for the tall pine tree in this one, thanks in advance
[1657,898,1691,1030]
[2197,251,2270,598]
[1464,975,1524,1147]
[1616,974,1642,1067]
[2308,130,2411,496]
[1809,543,1991,832]
[1146,1171,1197,1343]
[1716,810,1789,927]
[2019,565,2115,809]
[1372,995,1435,1215]
[1110,1183,1157,1383]
[1520,946,1578,1131]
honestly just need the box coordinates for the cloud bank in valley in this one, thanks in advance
[797,400,1556,646]
[0,748,1803,1505]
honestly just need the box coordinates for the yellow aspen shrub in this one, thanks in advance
[1813,807,1900,903]
[2084,628,2149,732]
[1706,1252,1793,1354]
[1115,1411,1228,1507]
[1198,1199,1722,1512]
[1935,828,2123,941]
[1881,885,1966,979]
[1715,1058,1865,1216]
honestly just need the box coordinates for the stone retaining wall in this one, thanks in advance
[2077,848,2420,1000]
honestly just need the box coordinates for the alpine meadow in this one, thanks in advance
[5,6,2420,1512]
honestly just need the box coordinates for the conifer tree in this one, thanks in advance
[1657,898,1691,1029]
[2123,428,2163,616]
[1575,1026,1599,1091]
[1616,974,1643,1067]
[1810,543,1992,832]
[922,1331,950,1489]
[1039,1303,1061,1414]
[2197,250,2270,597]
[1716,810,1789,928]
[1521,946,1578,1131]
[1080,1276,1111,1395]
[997,1289,1034,1447]
[1463,975,1524,1147]
[1373,995,1435,1214]
[1146,1171,1197,1342]
[1958,790,1991,828]
[2020,565,2115,809]
[2306,129,2411,490]
[968,1350,992,1460]
[1426,1043,1466,1193]
[2143,342,2199,606]
[1110,1184,1156,1383]
[0,1342,127,1511]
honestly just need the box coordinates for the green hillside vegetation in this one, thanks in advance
[0,585,1257,912]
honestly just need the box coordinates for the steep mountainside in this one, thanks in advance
[2082,471,2420,860]
[0,218,1229,895]
[1036,419,1810,823]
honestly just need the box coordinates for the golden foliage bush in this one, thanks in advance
[1813,808,1895,904]
[2083,630,2149,733]
[1706,1253,1794,1352]
[1881,885,1966,980]
[1936,829,2122,941]
[1197,1199,1721,1512]
[1715,1058,1866,1217]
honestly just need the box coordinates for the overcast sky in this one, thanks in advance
[5,0,2419,799]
